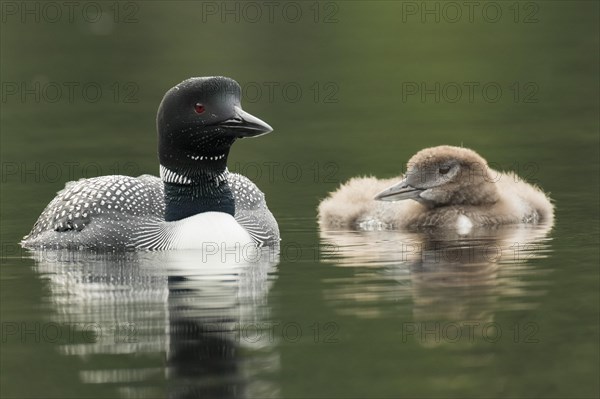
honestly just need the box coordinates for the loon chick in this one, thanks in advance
[22,77,280,250]
[318,146,554,231]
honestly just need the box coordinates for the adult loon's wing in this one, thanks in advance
[21,175,165,249]
[228,173,280,247]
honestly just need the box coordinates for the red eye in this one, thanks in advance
[194,103,205,114]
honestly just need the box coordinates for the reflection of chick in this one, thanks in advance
[320,223,553,337]
[318,146,554,231]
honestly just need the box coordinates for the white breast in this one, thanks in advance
[456,214,474,235]
[169,212,254,250]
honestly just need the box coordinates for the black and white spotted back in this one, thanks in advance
[22,172,279,250]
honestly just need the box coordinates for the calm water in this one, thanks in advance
[1,2,599,398]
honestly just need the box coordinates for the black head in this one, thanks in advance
[157,77,273,175]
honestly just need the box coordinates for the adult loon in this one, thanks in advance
[318,146,554,231]
[22,77,280,250]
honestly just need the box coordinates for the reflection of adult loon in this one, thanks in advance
[318,146,554,231]
[22,77,280,249]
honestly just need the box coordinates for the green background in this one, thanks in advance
[1,1,598,398]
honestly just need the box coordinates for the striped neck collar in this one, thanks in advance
[160,165,192,185]
[159,165,228,186]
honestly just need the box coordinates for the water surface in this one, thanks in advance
[1,2,599,398]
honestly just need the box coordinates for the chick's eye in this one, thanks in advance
[439,166,451,175]
[194,103,205,114]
